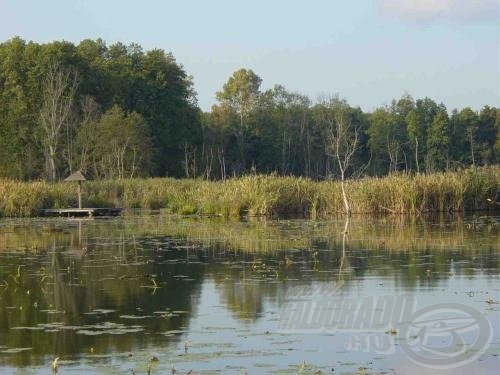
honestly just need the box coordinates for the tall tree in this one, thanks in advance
[406,110,421,173]
[415,97,439,171]
[40,61,78,181]
[321,97,359,214]
[76,105,151,179]
[477,106,499,164]
[457,108,479,166]
[252,85,311,176]
[215,69,262,174]
[367,108,404,174]
[426,108,450,171]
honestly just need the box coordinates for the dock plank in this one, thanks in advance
[40,208,122,218]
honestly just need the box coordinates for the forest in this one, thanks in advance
[0,37,498,181]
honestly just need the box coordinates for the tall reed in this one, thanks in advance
[0,167,498,217]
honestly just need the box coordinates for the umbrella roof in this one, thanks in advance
[64,170,88,182]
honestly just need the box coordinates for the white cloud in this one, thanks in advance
[378,0,498,24]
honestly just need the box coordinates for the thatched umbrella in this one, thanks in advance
[64,171,88,209]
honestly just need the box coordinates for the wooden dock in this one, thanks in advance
[40,208,122,218]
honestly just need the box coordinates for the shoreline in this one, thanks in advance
[0,166,498,218]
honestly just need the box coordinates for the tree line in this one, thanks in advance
[0,37,198,180]
[0,38,498,181]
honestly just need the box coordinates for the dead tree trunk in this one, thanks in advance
[415,138,420,174]
[326,99,359,215]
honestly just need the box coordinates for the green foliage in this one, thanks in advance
[215,68,262,114]
[76,105,152,178]
[427,109,450,171]
[0,38,498,181]
[367,108,399,173]
[478,106,499,164]
[213,68,262,173]
[0,37,199,179]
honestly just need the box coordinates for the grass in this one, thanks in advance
[0,166,498,217]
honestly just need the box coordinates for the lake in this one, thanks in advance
[0,214,498,374]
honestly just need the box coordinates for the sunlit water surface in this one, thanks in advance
[0,214,498,374]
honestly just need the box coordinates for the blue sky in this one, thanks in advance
[0,0,498,111]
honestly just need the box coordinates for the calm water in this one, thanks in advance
[0,214,498,374]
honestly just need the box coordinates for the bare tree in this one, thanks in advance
[76,96,101,173]
[217,147,226,180]
[386,135,400,173]
[324,98,359,215]
[183,143,197,178]
[40,61,78,181]
[467,125,476,166]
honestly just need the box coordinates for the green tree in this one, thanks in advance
[477,106,499,164]
[0,37,44,178]
[39,61,79,181]
[252,85,311,176]
[426,109,450,171]
[414,97,439,170]
[367,106,407,174]
[456,108,479,166]
[0,39,498,182]
[406,110,422,173]
[215,68,262,174]
[76,105,152,179]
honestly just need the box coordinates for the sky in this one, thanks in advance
[0,0,498,111]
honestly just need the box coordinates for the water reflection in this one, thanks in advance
[0,214,498,373]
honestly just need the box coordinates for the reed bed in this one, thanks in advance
[0,166,498,217]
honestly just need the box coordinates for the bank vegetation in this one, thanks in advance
[0,166,498,217]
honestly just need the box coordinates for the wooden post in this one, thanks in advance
[64,171,87,209]
[78,181,82,209]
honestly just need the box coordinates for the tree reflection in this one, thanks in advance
[0,214,497,367]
